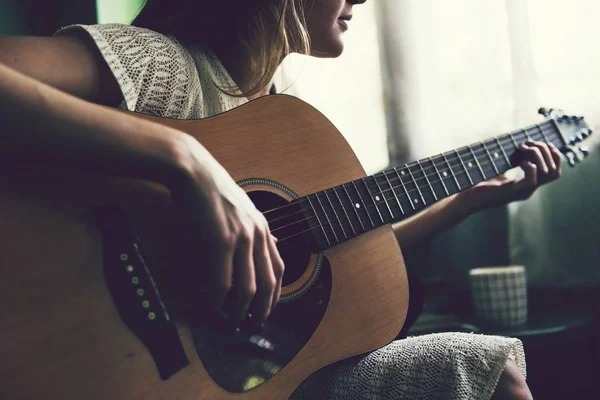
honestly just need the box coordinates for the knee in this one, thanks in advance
[491,359,533,400]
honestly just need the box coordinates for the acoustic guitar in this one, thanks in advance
[0,95,592,399]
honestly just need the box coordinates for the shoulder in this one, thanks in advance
[58,24,201,117]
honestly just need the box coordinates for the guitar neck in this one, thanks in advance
[303,119,564,251]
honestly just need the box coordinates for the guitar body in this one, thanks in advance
[0,95,408,399]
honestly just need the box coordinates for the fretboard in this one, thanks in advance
[302,119,563,251]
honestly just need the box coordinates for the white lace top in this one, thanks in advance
[56,23,248,119]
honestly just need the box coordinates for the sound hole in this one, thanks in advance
[246,190,313,286]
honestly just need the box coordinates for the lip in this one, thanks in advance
[338,15,353,21]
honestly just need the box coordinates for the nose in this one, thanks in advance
[348,0,367,4]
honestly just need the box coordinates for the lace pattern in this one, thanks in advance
[56,23,246,119]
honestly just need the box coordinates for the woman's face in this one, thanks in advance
[304,0,367,58]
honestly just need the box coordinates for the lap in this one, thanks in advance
[290,332,526,400]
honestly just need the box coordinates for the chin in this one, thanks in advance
[310,40,345,58]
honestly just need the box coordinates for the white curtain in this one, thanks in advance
[377,0,600,286]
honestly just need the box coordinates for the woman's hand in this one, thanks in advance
[458,140,563,214]
[168,135,285,326]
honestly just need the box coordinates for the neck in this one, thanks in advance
[291,119,565,252]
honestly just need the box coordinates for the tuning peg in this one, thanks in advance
[538,107,551,117]
[578,130,588,141]
[566,151,577,167]
[579,147,590,159]
[581,128,593,137]
[564,146,583,167]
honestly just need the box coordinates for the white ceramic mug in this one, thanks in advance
[469,265,528,327]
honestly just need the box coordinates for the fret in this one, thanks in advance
[467,144,487,180]
[324,190,347,239]
[306,194,331,247]
[333,187,357,236]
[472,142,497,178]
[509,133,520,153]
[393,167,416,211]
[417,160,438,201]
[536,123,550,144]
[522,128,532,141]
[361,177,385,224]
[442,153,462,191]
[405,164,427,207]
[406,163,435,205]
[494,136,512,166]
[429,156,450,196]
[454,150,474,186]
[351,181,375,228]
[314,192,339,242]
[341,183,365,232]
[383,170,405,215]
[481,141,500,175]
[373,173,395,220]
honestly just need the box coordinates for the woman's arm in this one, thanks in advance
[0,35,121,104]
[0,38,284,324]
[0,61,187,183]
[392,195,468,250]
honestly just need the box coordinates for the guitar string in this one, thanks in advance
[262,123,556,226]
[267,128,559,231]
[272,131,563,248]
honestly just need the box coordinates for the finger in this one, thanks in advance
[231,227,256,324]
[208,209,235,312]
[549,144,563,178]
[527,140,556,177]
[516,161,537,199]
[252,228,276,323]
[267,234,285,313]
[521,142,548,175]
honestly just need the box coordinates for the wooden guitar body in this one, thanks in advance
[0,95,408,399]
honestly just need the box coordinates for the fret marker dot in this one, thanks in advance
[443,171,448,177]
[401,171,406,175]
[355,203,361,209]
[375,196,380,201]
[414,198,419,204]
[468,162,473,168]
[494,152,499,158]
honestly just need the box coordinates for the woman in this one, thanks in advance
[0,0,562,398]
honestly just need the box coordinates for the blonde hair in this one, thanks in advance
[133,0,311,97]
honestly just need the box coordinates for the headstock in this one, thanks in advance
[539,107,593,167]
